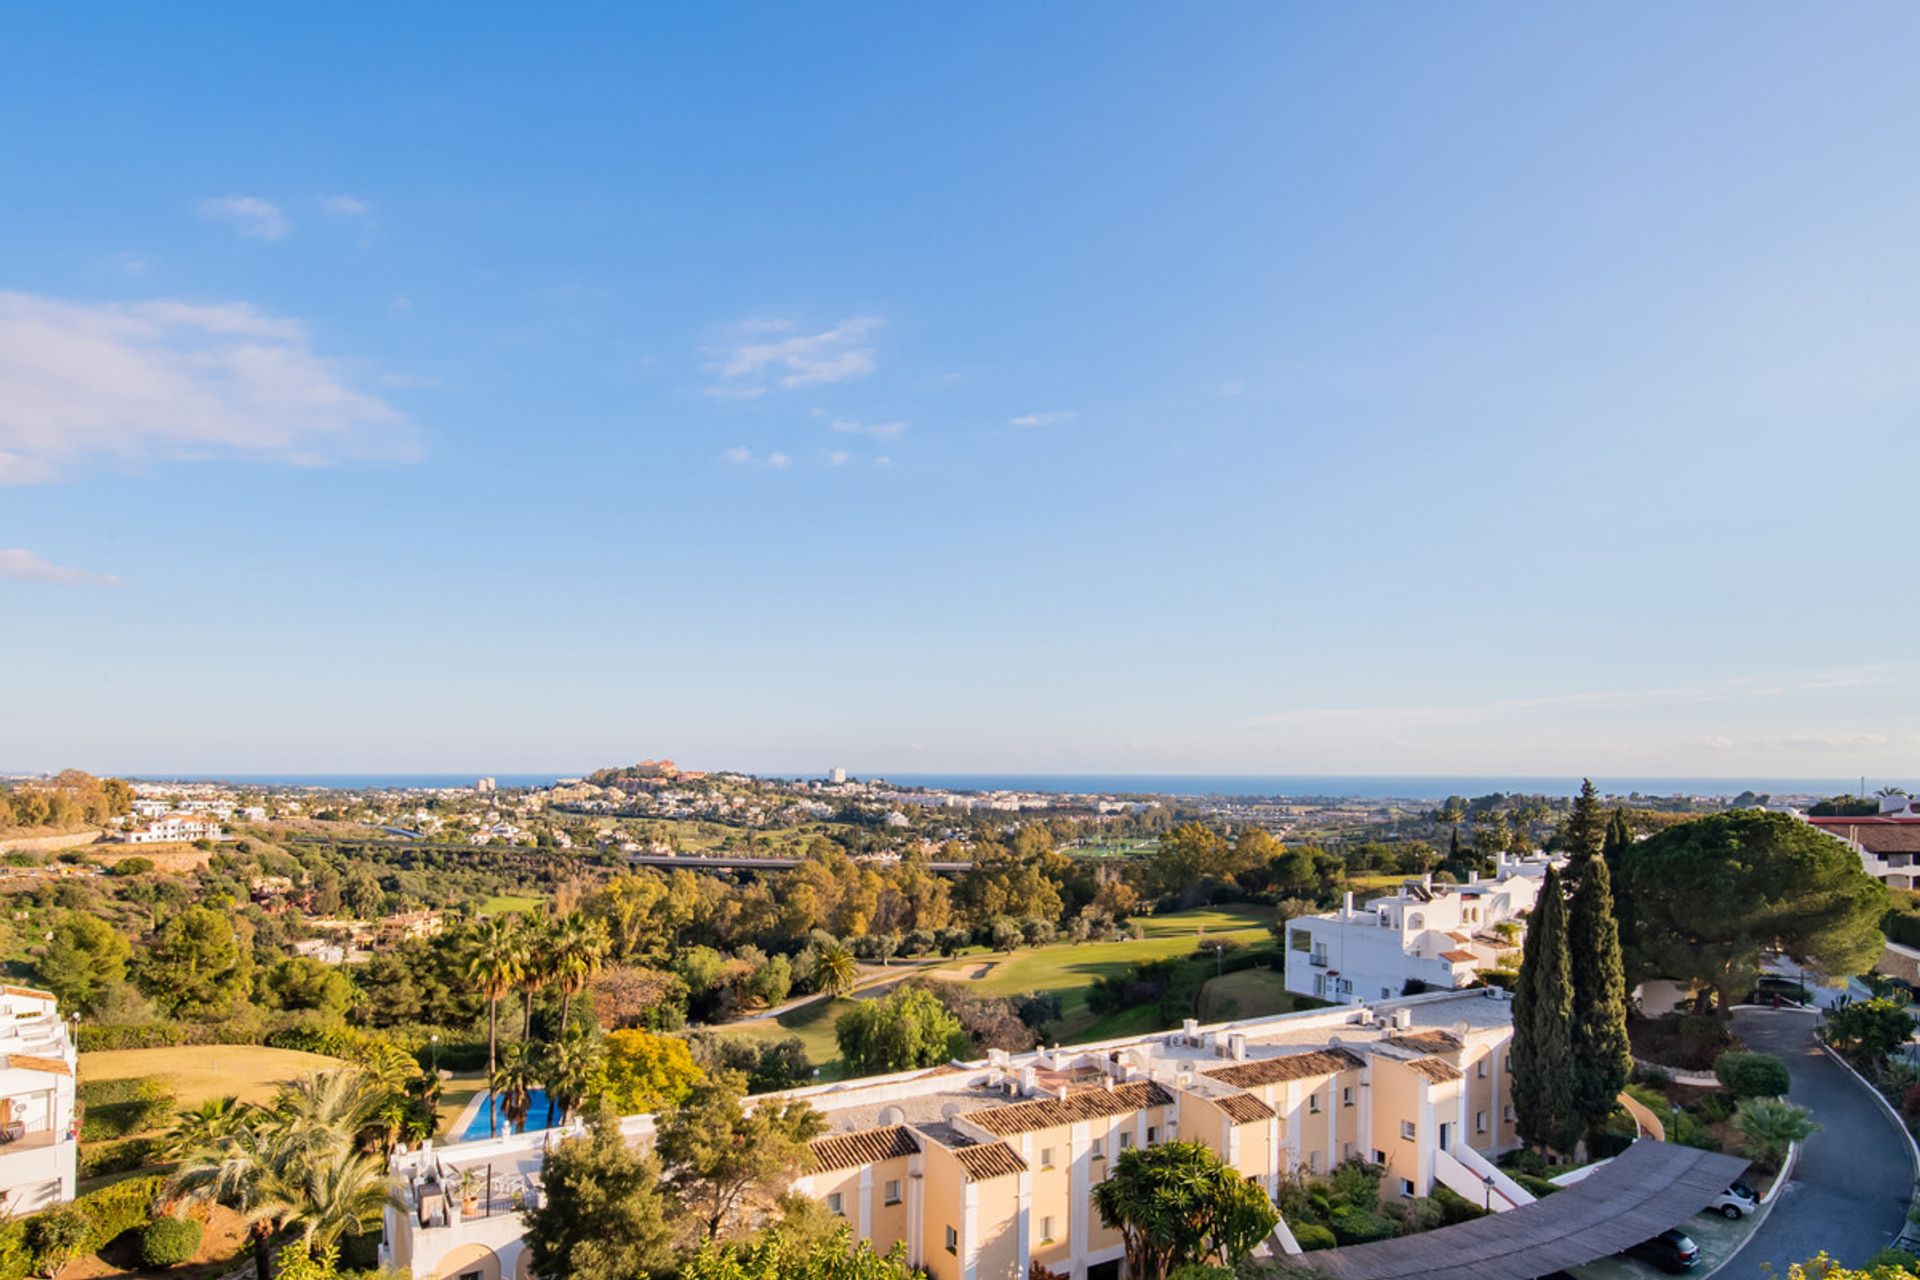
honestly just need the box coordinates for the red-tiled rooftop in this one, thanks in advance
[1204,1048,1365,1087]
[809,1125,920,1173]
[966,1081,1173,1136]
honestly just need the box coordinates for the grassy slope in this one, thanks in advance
[1196,967,1301,1022]
[478,894,546,915]
[703,905,1276,1077]
[79,1046,347,1109]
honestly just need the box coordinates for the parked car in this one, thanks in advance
[1626,1229,1701,1272]
[1705,1183,1758,1219]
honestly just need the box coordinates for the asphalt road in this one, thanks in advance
[1730,1008,1913,1275]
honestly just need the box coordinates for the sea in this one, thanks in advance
[123,771,1888,802]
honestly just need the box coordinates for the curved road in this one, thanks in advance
[1729,1009,1913,1275]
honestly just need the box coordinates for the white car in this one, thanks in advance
[1704,1184,1758,1219]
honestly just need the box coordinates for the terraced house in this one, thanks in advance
[381,988,1525,1280]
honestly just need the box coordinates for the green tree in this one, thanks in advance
[136,906,253,1020]
[1149,824,1245,896]
[1620,812,1888,1012]
[1559,779,1606,869]
[1510,865,1579,1154]
[37,911,131,1012]
[1601,807,1633,870]
[654,1072,824,1243]
[1824,997,1917,1068]
[548,911,610,1039]
[521,1108,677,1280]
[677,1226,914,1279]
[833,985,967,1077]
[1089,1140,1279,1279]
[541,1026,606,1122]
[490,1042,540,1132]
[259,957,353,1021]
[1566,855,1631,1141]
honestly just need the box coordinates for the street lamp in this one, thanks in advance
[1482,1173,1494,1212]
[430,1033,440,1077]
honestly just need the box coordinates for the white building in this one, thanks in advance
[0,987,78,1214]
[830,767,848,785]
[122,814,224,844]
[1283,855,1555,1003]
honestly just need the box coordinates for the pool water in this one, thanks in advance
[461,1089,562,1141]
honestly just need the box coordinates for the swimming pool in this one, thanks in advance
[460,1089,562,1141]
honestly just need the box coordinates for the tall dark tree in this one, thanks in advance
[1558,780,1606,888]
[1600,807,1633,870]
[1566,856,1632,1141]
[1510,865,1579,1155]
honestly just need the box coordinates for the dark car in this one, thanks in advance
[1626,1229,1701,1273]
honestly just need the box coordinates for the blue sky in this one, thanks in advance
[2,5,1916,779]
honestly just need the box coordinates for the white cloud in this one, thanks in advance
[0,292,415,484]
[1010,410,1076,428]
[0,548,124,587]
[199,195,290,241]
[114,252,148,276]
[873,455,892,469]
[320,195,371,218]
[706,316,882,396]
[829,417,907,439]
[828,450,851,467]
[722,446,791,469]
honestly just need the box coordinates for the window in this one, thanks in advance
[1341,1086,1354,1107]
[1503,1104,1515,1123]
[1308,1093,1320,1114]
[1290,929,1312,952]
[945,1225,958,1255]
[1146,1126,1158,1145]
[1476,1060,1487,1079]
[459,1272,481,1280]
[1380,987,1392,999]
[1504,1053,1512,1071]
[1373,1149,1386,1165]
[826,1193,844,1216]
[1343,1141,1356,1160]
[1475,1111,1487,1134]
[1400,1120,1416,1141]
[884,1179,901,1206]
[1039,1147,1054,1170]
[1119,1131,1134,1150]
[1400,1178,1416,1197]
[1090,1137,1104,1160]
[1307,1150,1321,1173]
[1040,1215,1055,1244]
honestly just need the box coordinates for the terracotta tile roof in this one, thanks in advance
[1447,932,1472,943]
[1441,950,1478,963]
[1,986,55,1002]
[1807,818,1920,855]
[1404,1056,1464,1083]
[7,1054,70,1077]
[967,1082,1173,1137]
[1214,1093,1277,1124]
[1203,1048,1364,1087]
[953,1141,1029,1181]
[1384,1030,1461,1055]
[809,1125,919,1173]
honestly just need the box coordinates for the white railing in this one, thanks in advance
[1434,1145,1533,1212]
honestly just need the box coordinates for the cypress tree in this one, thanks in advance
[1448,825,1461,863]
[1510,865,1579,1155]
[1566,856,1632,1141]
[1601,807,1632,870]
[1561,778,1605,870]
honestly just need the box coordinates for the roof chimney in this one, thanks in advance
[1343,891,1355,917]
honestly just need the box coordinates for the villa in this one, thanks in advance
[381,987,1531,1280]
[0,987,78,1214]
[1281,855,1555,1004]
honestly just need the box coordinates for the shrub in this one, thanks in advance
[77,1076,170,1108]
[1292,1224,1337,1251]
[109,858,155,877]
[23,1209,89,1278]
[1736,1097,1816,1170]
[1511,1172,1562,1199]
[1867,1248,1920,1275]
[1328,1207,1397,1244]
[78,1137,162,1178]
[1696,1092,1736,1125]
[80,1091,175,1141]
[1715,1051,1792,1098]
[139,1218,203,1268]
[74,1175,165,1250]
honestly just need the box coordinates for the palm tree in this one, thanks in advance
[490,1042,539,1133]
[518,914,554,1043]
[271,1146,399,1248]
[163,1096,253,1160]
[272,1071,381,1157]
[1734,1097,1817,1170]
[540,1028,604,1122]
[168,1123,285,1280]
[816,941,860,998]
[466,916,523,1137]
[546,911,609,1040]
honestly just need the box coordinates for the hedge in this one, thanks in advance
[81,1096,176,1142]
[1714,1051,1792,1099]
[76,1077,170,1108]
[75,1174,166,1251]
[79,1137,164,1178]
[1292,1223,1337,1251]
[140,1217,204,1268]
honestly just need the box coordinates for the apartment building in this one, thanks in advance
[1806,798,1920,890]
[381,988,1524,1280]
[121,814,224,844]
[0,987,78,1214]
[1282,854,1555,1003]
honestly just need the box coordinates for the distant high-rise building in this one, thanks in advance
[829,766,847,784]
[475,777,497,793]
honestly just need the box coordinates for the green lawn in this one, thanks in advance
[478,894,546,915]
[1196,967,1302,1021]
[79,1045,348,1110]
[700,906,1276,1078]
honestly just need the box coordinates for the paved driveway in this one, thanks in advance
[1730,1009,1913,1275]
